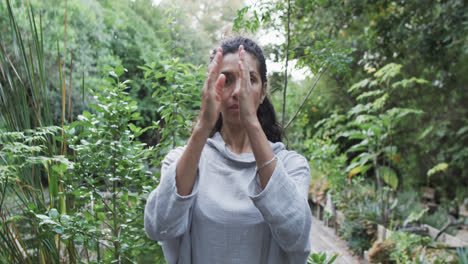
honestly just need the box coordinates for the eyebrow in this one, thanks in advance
[221,71,259,77]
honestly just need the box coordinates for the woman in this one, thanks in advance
[145,37,312,264]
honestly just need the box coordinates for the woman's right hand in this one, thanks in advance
[197,47,225,133]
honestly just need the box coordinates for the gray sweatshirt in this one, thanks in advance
[144,132,312,264]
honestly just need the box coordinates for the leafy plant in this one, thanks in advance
[0,0,69,262]
[457,247,468,264]
[387,231,457,264]
[307,251,338,264]
[345,63,425,189]
[307,138,347,194]
[61,66,163,262]
[335,179,379,257]
[139,57,204,154]
[402,208,429,228]
[0,127,66,263]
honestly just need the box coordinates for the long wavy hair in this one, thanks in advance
[208,37,283,143]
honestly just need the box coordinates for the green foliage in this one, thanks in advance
[139,57,204,153]
[2,0,468,262]
[316,63,425,194]
[307,138,347,193]
[457,247,468,264]
[422,204,454,235]
[402,208,429,228]
[238,0,468,204]
[1,65,167,262]
[390,190,421,228]
[389,231,431,263]
[378,166,398,190]
[0,1,66,262]
[427,162,449,177]
[387,231,458,264]
[0,126,65,263]
[0,0,53,130]
[307,251,338,264]
[335,179,379,256]
[233,1,355,77]
[61,67,163,262]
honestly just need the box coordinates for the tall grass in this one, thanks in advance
[0,0,72,262]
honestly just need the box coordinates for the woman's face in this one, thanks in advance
[218,51,266,125]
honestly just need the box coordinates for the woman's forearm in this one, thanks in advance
[175,123,211,196]
[245,119,277,189]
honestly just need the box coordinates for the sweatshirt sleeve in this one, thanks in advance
[248,151,312,254]
[144,146,199,241]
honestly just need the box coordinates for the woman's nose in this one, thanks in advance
[232,79,241,99]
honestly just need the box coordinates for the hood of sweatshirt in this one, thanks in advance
[206,132,286,165]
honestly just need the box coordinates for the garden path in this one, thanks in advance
[309,215,369,264]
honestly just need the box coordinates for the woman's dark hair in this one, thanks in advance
[209,37,283,142]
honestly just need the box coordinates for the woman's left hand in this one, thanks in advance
[237,45,263,126]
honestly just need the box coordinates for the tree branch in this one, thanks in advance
[284,67,327,130]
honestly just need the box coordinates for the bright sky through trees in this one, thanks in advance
[152,0,308,80]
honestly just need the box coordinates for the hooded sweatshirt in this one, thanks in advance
[144,132,312,264]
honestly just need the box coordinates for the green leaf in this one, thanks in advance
[114,65,126,77]
[36,214,51,221]
[371,125,381,137]
[418,125,434,140]
[348,78,370,93]
[5,215,23,223]
[355,114,375,124]
[356,90,384,101]
[456,125,468,137]
[53,226,64,234]
[403,208,429,227]
[83,211,93,221]
[379,166,398,190]
[51,163,67,173]
[337,130,366,140]
[328,254,338,263]
[97,212,105,220]
[109,71,118,79]
[49,208,59,219]
[312,253,320,262]
[128,123,140,133]
[427,162,449,177]
[349,103,372,116]
[347,139,369,153]
[391,77,429,89]
[53,136,67,143]
[386,108,424,122]
[348,164,372,178]
[374,63,402,83]
[319,253,326,261]
[372,93,388,109]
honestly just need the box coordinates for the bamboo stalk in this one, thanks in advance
[1,0,62,262]
[281,0,291,131]
[61,0,68,158]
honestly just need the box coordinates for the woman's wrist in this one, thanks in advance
[193,120,213,139]
[242,114,261,129]
[243,116,262,136]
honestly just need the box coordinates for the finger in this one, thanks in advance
[208,48,223,80]
[238,45,250,88]
[238,45,243,79]
[215,73,225,101]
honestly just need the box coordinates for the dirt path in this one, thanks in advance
[309,215,368,264]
